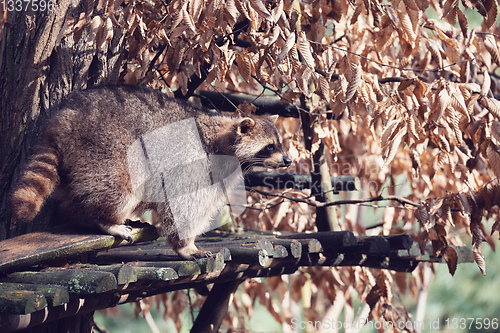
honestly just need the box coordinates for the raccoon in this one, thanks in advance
[10,85,291,259]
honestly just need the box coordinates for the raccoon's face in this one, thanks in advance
[233,116,292,172]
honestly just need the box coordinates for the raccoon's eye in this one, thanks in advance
[265,144,275,152]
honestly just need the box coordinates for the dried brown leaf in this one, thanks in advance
[398,9,417,48]
[450,88,470,120]
[483,34,500,66]
[426,38,443,68]
[189,0,204,23]
[365,284,382,310]
[471,210,487,275]
[443,246,458,275]
[487,143,500,180]
[382,125,407,167]
[177,71,189,96]
[446,107,464,146]
[381,117,402,148]
[169,6,184,32]
[436,28,460,63]
[413,78,428,100]
[182,8,197,33]
[344,55,361,103]
[481,70,491,97]
[429,197,444,216]
[225,0,240,24]
[375,25,395,54]
[277,32,295,65]
[457,9,468,38]
[271,0,283,23]
[350,5,363,25]
[235,0,252,21]
[483,0,497,29]
[249,0,272,21]
[322,47,336,79]
[442,0,458,25]
[434,151,447,173]
[480,97,500,119]
[403,0,419,11]
[431,86,451,122]
[88,15,103,46]
[297,31,315,69]
[236,54,252,83]
[437,132,451,152]
[317,75,330,100]
[467,93,481,114]
[473,245,486,275]
[491,120,500,146]
[444,205,455,227]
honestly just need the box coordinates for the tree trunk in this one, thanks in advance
[0,2,126,240]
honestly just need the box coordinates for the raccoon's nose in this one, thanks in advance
[281,156,292,167]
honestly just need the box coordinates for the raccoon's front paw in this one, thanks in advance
[176,245,212,260]
[100,224,135,243]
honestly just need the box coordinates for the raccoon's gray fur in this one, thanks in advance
[10,85,291,259]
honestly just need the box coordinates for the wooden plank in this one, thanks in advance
[196,252,225,273]
[0,294,120,332]
[227,247,270,267]
[133,261,201,277]
[268,239,302,259]
[70,264,138,285]
[354,236,391,254]
[296,238,323,253]
[0,224,158,274]
[1,270,118,294]
[132,266,179,281]
[278,231,357,251]
[272,245,288,258]
[0,283,69,307]
[384,234,413,251]
[0,290,47,315]
[333,254,419,272]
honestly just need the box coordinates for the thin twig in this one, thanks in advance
[249,187,419,209]
[309,39,472,73]
[476,32,500,38]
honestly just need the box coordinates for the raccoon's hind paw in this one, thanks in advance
[100,224,135,243]
[175,246,212,260]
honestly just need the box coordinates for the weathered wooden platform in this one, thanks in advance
[0,224,473,332]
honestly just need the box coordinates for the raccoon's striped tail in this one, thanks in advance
[10,144,60,222]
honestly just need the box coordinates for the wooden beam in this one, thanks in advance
[190,279,242,333]
[0,290,47,315]
[278,231,357,252]
[70,264,138,285]
[0,283,69,307]
[0,224,158,274]
[132,266,179,281]
[2,270,117,294]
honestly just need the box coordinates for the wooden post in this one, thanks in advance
[313,139,339,231]
[190,279,242,333]
[299,97,338,232]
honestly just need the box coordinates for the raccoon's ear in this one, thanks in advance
[268,115,279,124]
[238,118,255,134]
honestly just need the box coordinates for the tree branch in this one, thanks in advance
[248,187,419,209]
